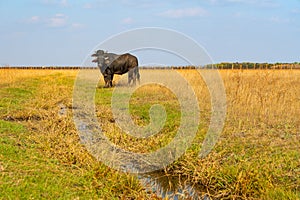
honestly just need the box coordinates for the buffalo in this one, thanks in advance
[92,50,140,88]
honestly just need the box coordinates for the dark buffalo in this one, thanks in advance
[92,50,140,88]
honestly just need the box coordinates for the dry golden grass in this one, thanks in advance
[0,69,74,84]
[175,69,300,199]
[90,69,300,198]
[0,68,299,199]
[179,69,300,124]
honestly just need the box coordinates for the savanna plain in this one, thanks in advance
[0,69,299,199]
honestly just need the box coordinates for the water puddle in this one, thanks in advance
[138,171,211,200]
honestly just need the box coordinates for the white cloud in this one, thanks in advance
[208,0,279,7]
[269,16,290,24]
[82,0,111,9]
[28,16,40,23]
[121,0,161,8]
[233,12,242,18]
[227,0,254,3]
[83,3,93,9]
[60,0,68,7]
[291,9,300,14]
[158,7,207,18]
[82,0,158,9]
[24,13,83,29]
[121,17,133,24]
[42,0,69,7]
[42,0,54,4]
[71,23,85,29]
[47,13,68,27]
[209,0,253,3]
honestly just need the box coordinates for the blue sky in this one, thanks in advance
[0,0,299,66]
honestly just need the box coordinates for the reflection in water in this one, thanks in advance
[138,171,211,200]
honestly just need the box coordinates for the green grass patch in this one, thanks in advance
[0,71,148,199]
[0,121,119,199]
[0,78,40,116]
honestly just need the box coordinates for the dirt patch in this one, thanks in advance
[3,114,42,122]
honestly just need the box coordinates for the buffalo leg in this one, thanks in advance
[103,74,111,88]
[109,74,114,87]
[136,67,140,84]
[103,71,114,88]
[128,69,133,85]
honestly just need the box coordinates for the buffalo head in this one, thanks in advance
[92,50,104,57]
[92,50,105,63]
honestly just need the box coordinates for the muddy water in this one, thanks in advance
[138,171,211,200]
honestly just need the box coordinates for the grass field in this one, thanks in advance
[0,69,299,199]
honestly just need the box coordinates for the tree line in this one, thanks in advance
[205,62,300,69]
[1,62,300,70]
